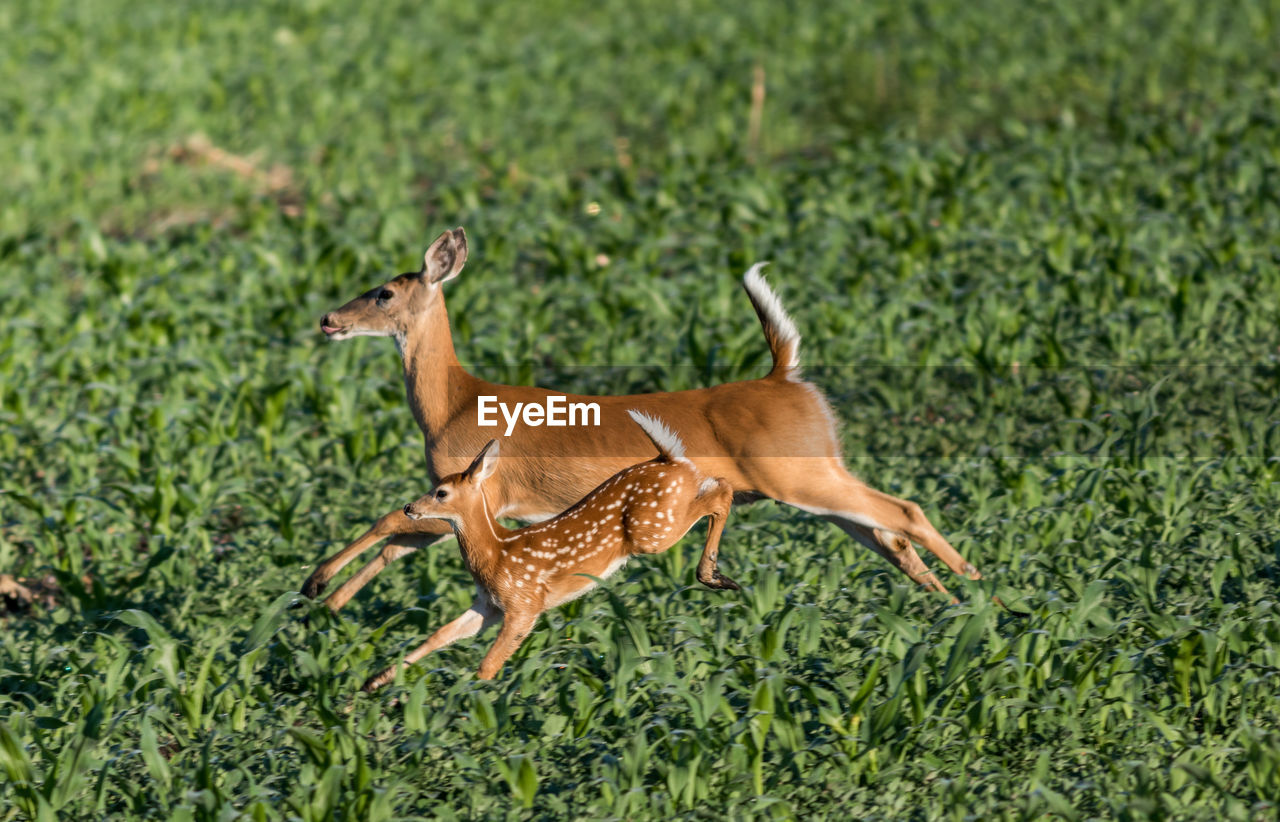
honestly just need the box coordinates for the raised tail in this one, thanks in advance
[742,263,801,379]
[627,410,688,462]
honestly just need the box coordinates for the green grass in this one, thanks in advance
[2,0,1279,818]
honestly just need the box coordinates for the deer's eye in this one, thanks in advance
[378,289,394,302]
[435,488,449,501]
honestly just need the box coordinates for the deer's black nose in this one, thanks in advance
[403,504,413,516]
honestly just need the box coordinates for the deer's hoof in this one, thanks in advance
[300,575,328,600]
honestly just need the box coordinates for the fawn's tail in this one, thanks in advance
[627,410,688,462]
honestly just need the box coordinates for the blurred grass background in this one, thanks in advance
[2,0,1279,819]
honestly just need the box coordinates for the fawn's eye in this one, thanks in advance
[435,488,449,501]
[378,289,394,302]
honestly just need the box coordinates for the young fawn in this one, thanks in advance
[303,227,984,614]
[361,411,734,691]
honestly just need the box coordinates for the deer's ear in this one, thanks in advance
[464,438,500,484]
[422,227,468,284]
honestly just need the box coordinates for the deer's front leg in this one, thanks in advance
[300,509,452,605]
[322,528,453,612]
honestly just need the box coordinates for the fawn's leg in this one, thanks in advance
[688,478,738,591]
[300,508,452,604]
[476,610,539,680]
[362,596,502,692]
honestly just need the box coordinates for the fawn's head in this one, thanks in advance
[403,439,499,525]
[320,227,468,344]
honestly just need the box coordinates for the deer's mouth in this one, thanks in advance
[321,323,348,338]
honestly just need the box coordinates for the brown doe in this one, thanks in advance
[362,411,733,690]
[301,227,982,613]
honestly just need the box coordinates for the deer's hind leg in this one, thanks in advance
[828,518,953,598]
[770,460,981,594]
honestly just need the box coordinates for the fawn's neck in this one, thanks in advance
[450,489,513,582]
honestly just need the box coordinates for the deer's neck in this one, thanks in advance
[398,298,480,439]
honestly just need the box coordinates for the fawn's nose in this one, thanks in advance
[403,503,413,516]
[319,313,334,330]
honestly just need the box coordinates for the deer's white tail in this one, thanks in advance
[742,263,801,379]
[627,410,687,462]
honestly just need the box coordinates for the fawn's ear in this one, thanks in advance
[464,439,500,484]
[422,227,468,284]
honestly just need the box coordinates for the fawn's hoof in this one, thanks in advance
[362,671,392,693]
[700,572,740,591]
[992,595,1030,619]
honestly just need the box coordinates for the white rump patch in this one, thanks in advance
[743,262,801,370]
[803,383,844,459]
[627,410,687,460]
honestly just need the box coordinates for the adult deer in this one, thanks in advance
[362,412,734,690]
[301,227,981,611]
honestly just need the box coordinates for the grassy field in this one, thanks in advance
[2,0,1279,818]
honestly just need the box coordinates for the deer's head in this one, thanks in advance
[319,227,468,346]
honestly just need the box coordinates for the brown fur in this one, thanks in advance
[302,228,982,614]
[361,421,734,689]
